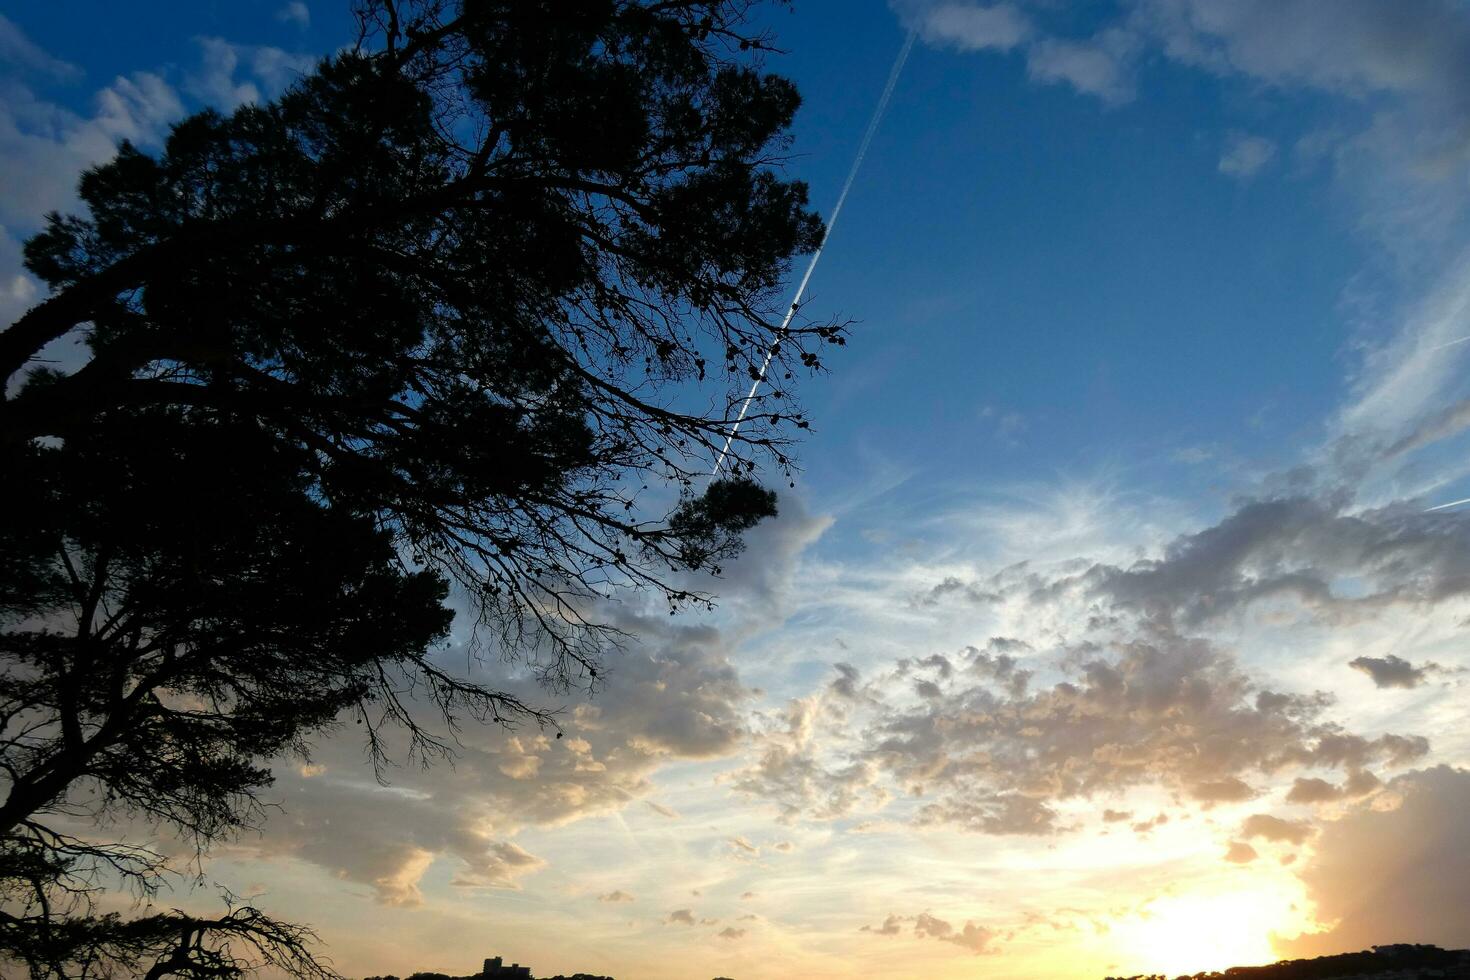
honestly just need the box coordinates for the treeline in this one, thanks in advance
[364,973,614,980]
[1105,942,1469,980]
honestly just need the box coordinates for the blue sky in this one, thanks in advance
[6,3,1470,978]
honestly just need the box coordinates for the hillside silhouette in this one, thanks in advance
[1106,943,1470,980]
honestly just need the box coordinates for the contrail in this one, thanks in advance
[1425,335,1470,353]
[1426,496,1470,512]
[712,29,918,477]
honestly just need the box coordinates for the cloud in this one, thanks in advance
[186,37,315,110]
[0,27,313,359]
[717,927,746,941]
[276,1,311,29]
[0,13,81,80]
[215,588,768,903]
[733,629,1424,836]
[597,890,635,903]
[729,836,759,855]
[1240,813,1314,845]
[866,912,998,955]
[664,909,696,926]
[0,71,183,227]
[1026,30,1137,105]
[229,494,829,920]
[1285,769,1382,804]
[862,913,904,936]
[899,2,1032,51]
[1131,0,1470,106]
[230,774,548,905]
[898,0,1470,257]
[1131,813,1168,834]
[979,405,1029,446]
[1083,497,1470,628]
[1223,840,1258,863]
[913,576,1001,608]
[1218,133,1276,178]
[1190,777,1259,805]
[1348,653,1441,689]
[0,228,40,341]
[1281,766,1470,956]
[731,486,1450,840]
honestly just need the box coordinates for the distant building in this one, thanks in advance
[481,956,532,980]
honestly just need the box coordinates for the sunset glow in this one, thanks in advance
[5,1,1470,978]
[1108,887,1308,977]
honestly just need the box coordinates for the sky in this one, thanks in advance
[5,1,1470,978]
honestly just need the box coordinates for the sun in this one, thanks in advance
[1108,886,1304,977]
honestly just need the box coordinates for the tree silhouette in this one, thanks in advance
[0,1,832,974]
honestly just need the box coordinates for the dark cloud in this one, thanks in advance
[665,909,696,926]
[1131,813,1168,835]
[1086,498,1470,628]
[1285,769,1383,804]
[732,633,1423,835]
[1280,767,1470,956]
[865,912,998,955]
[915,792,1059,836]
[1349,653,1441,689]
[912,576,1002,608]
[248,491,853,906]
[224,773,548,905]
[726,693,888,824]
[235,499,833,905]
[597,890,635,903]
[1224,841,1259,864]
[1240,813,1314,845]
[1190,777,1258,804]
[717,927,746,941]
[731,490,1452,836]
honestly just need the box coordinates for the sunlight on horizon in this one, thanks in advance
[1106,885,1315,977]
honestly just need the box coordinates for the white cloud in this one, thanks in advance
[0,71,182,228]
[1335,249,1470,449]
[0,13,81,80]
[0,27,312,345]
[276,2,311,29]
[187,37,315,110]
[1026,29,1138,105]
[728,483,1470,839]
[898,0,1470,258]
[1218,133,1276,178]
[906,2,1032,51]
[1132,0,1470,106]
